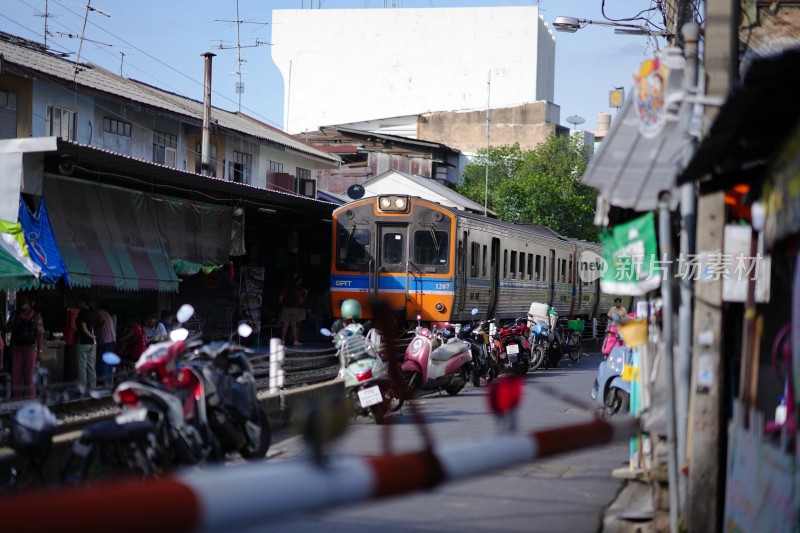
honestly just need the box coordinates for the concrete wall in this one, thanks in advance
[272,6,555,134]
[417,101,562,154]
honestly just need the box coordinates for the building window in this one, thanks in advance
[229,151,252,184]
[103,117,131,154]
[268,160,284,173]
[0,90,18,139]
[153,131,177,167]
[46,105,77,141]
[295,167,315,197]
[195,142,217,177]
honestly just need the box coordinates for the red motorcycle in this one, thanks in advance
[492,317,531,375]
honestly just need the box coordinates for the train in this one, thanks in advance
[330,195,626,324]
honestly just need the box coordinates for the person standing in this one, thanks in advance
[8,293,43,399]
[94,306,116,387]
[279,274,307,346]
[75,293,97,391]
[607,298,628,322]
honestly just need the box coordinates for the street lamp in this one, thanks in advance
[553,16,671,38]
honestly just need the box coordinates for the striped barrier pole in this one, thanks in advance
[0,417,638,533]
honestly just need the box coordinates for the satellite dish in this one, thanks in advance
[566,115,586,130]
[347,184,365,200]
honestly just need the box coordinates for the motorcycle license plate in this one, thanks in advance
[506,344,520,355]
[116,407,148,424]
[357,385,383,407]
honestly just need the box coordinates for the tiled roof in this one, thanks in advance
[0,34,338,163]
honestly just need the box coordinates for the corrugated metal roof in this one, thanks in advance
[581,94,682,213]
[52,139,338,216]
[0,34,338,164]
[363,170,496,216]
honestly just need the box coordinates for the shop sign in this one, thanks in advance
[599,212,661,296]
[633,48,684,139]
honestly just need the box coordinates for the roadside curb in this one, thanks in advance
[602,478,655,532]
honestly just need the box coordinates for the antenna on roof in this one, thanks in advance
[213,0,270,112]
[34,0,56,47]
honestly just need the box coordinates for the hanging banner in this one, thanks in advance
[599,212,661,296]
[633,47,684,139]
[18,198,70,286]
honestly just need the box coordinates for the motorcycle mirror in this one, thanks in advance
[176,304,194,325]
[237,322,253,339]
[101,352,121,366]
[170,328,190,342]
[443,329,451,336]
[471,308,479,316]
[320,328,333,337]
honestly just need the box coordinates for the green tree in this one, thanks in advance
[457,135,598,241]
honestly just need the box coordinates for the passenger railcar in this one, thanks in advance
[330,195,625,324]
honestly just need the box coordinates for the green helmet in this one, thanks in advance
[340,299,362,320]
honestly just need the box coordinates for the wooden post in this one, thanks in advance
[685,191,725,532]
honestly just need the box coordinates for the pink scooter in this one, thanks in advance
[401,316,473,399]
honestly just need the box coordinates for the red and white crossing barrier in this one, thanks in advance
[0,417,638,533]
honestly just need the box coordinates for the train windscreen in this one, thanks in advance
[414,230,449,267]
[336,226,371,270]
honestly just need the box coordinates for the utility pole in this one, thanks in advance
[484,70,491,217]
[684,0,738,531]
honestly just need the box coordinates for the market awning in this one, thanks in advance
[582,94,684,215]
[149,196,232,275]
[44,175,180,292]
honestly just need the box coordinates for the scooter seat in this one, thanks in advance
[430,341,468,362]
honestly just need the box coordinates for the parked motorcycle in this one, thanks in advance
[455,308,497,386]
[324,322,402,424]
[402,316,473,398]
[492,317,531,375]
[591,313,631,418]
[527,303,562,370]
[0,370,57,490]
[185,322,271,459]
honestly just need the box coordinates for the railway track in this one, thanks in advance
[0,347,342,432]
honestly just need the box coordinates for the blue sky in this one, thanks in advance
[2,0,663,133]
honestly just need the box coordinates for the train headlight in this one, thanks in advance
[377,195,409,213]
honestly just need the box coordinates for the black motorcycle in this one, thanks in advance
[456,309,497,386]
[187,324,271,461]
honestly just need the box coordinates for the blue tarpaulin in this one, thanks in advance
[18,198,70,286]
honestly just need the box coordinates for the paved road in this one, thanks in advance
[262,352,628,533]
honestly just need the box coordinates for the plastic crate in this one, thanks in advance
[567,319,585,332]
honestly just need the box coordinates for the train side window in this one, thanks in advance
[518,251,525,279]
[561,258,567,283]
[556,259,560,282]
[568,254,573,284]
[482,245,487,277]
[543,258,547,282]
[512,251,518,279]
[582,262,588,285]
[470,242,480,277]
[527,254,533,280]
[503,250,508,278]
[535,255,541,281]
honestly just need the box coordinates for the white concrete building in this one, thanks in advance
[271,6,555,134]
